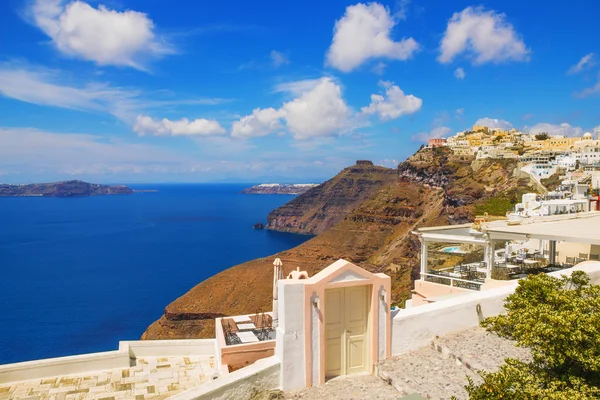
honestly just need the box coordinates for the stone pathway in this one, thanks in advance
[377,327,531,400]
[284,373,402,400]
[433,326,531,373]
[284,327,531,400]
[0,356,215,400]
[377,346,481,400]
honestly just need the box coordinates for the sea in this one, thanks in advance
[0,184,311,364]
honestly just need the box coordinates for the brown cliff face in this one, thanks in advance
[265,160,398,235]
[142,149,540,340]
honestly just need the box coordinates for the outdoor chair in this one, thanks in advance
[579,253,589,260]
[565,256,576,267]
[590,254,599,261]
[223,321,241,345]
[255,312,273,341]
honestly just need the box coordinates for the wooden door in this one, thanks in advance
[324,286,369,378]
[345,285,368,375]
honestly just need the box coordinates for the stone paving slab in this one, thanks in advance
[0,356,215,400]
[285,373,402,400]
[433,326,532,373]
[377,346,481,400]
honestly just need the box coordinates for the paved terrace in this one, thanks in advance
[0,356,215,400]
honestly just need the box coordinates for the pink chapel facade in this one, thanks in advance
[215,258,392,390]
[275,259,391,390]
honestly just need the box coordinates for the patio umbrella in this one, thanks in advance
[272,258,283,329]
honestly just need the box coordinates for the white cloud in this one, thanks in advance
[245,77,421,141]
[270,50,289,67]
[0,127,198,178]
[326,2,419,72]
[411,126,452,143]
[567,53,595,75]
[231,108,285,139]
[438,7,528,65]
[575,73,600,98]
[393,0,410,20]
[0,63,117,113]
[0,127,349,182]
[133,115,225,136]
[526,122,583,137]
[455,108,464,116]
[372,62,387,75]
[454,67,465,79]
[474,117,513,130]
[522,113,533,120]
[273,78,323,96]
[0,63,227,134]
[361,80,422,120]
[282,78,350,139]
[29,0,173,70]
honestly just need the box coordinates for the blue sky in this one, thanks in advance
[0,0,599,183]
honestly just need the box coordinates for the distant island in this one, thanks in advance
[240,183,319,195]
[0,180,134,197]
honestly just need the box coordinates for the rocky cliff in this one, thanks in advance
[142,149,540,340]
[266,160,398,235]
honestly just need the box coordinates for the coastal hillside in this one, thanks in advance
[142,148,539,340]
[266,160,397,235]
[0,180,133,197]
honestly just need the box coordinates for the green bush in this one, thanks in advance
[464,272,600,399]
[474,197,513,216]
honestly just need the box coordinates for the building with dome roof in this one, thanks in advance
[573,132,600,165]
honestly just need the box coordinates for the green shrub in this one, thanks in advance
[464,272,600,399]
[474,197,513,216]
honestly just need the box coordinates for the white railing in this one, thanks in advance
[421,272,484,290]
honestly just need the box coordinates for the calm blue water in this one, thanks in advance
[0,184,310,364]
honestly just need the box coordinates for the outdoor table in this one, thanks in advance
[237,323,256,331]
[237,331,260,343]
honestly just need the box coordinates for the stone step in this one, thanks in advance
[432,327,531,373]
[376,345,481,400]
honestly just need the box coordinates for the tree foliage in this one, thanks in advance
[465,272,600,399]
[535,132,550,140]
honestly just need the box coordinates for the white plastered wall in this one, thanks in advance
[276,280,306,391]
[392,261,600,356]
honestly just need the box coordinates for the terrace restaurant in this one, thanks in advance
[409,211,600,307]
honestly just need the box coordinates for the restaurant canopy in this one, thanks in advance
[484,212,600,245]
